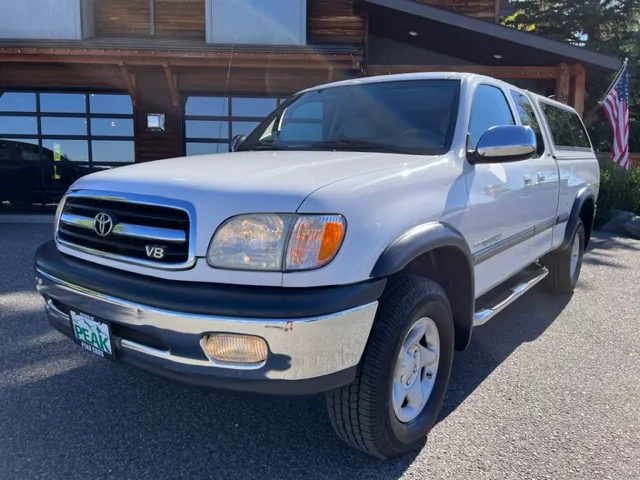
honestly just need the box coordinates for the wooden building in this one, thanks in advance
[0,0,621,212]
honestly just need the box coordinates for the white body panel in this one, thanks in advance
[57,72,599,300]
[530,95,601,250]
[291,154,468,287]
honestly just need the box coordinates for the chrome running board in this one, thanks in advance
[473,265,549,327]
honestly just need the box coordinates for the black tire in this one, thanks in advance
[542,221,585,294]
[325,274,455,459]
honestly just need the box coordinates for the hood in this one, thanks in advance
[70,150,419,254]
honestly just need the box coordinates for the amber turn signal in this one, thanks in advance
[286,215,346,270]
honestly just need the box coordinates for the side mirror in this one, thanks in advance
[471,125,536,164]
[229,134,247,152]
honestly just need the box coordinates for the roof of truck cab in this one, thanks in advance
[300,72,473,93]
[527,91,579,112]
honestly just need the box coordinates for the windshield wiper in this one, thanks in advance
[310,139,409,154]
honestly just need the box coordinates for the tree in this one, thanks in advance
[502,1,639,153]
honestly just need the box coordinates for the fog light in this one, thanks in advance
[202,334,268,365]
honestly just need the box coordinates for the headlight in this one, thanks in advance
[207,214,294,270]
[207,213,346,271]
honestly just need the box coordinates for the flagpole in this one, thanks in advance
[598,57,628,105]
[582,57,627,124]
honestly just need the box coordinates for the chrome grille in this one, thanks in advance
[56,192,193,269]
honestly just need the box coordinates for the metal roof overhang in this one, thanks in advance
[362,0,622,70]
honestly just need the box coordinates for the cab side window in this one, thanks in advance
[468,84,515,150]
[540,102,591,149]
[564,111,591,148]
[509,91,546,156]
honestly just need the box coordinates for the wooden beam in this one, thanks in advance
[366,65,558,79]
[555,62,571,104]
[571,64,586,117]
[163,63,179,107]
[0,47,360,70]
[0,54,352,69]
[118,64,136,106]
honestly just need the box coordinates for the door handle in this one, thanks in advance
[523,174,533,188]
[537,173,545,183]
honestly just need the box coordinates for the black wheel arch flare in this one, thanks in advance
[370,222,475,350]
[561,186,596,250]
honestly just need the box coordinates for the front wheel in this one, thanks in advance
[326,275,454,459]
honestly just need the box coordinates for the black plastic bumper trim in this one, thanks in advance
[35,240,386,319]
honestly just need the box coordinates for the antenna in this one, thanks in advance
[219,41,235,145]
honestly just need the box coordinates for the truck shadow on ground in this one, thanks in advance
[439,232,636,422]
[581,235,640,268]
[438,288,571,422]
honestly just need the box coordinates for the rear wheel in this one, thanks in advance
[326,275,454,459]
[542,221,585,294]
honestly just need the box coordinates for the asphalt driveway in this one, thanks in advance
[1,224,638,480]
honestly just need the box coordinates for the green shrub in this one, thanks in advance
[595,162,640,226]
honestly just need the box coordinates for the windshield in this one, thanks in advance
[237,79,461,155]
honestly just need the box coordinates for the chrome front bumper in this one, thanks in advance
[35,268,379,389]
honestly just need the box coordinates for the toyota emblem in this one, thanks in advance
[93,212,115,237]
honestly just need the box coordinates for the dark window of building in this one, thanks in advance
[185,96,229,116]
[185,120,230,139]
[41,117,88,136]
[0,92,36,112]
[0,91,134,213]
[90,94,134,115]
[509,91,546,156]
[42,139,90,162]
[40,93,86,113]
[468,84,515,150]
[183,95,284,155]
[0,138,39,161]
[232,121,260,136]
[232,97,278,117]
[90,118,134,137]
[92,140,135,163]
[540,102,591,149]
[0,116,38,135]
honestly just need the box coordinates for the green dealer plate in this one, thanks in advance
[70,310,114,359]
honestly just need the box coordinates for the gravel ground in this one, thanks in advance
[1,224,639,480]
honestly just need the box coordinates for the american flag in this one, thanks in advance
[601,64,630,169]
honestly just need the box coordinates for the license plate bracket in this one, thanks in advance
[70,310,114,360]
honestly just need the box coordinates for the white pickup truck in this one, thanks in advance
[35,72,599,459]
